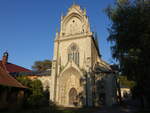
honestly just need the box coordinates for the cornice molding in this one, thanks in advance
[55,32,92,42]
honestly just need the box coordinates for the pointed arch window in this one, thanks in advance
[68,43,79,65]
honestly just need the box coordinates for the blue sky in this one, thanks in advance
[0,0,115,69]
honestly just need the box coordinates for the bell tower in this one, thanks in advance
[50,3,112,107]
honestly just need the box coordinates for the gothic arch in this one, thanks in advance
[58,67,82,105]
[62,13,84,27]
[62,13,85,34]
[67,43,79,65]
[60,67,81,79]
[68,43,79,53]
[69,88,78,105]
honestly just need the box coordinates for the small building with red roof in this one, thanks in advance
[0,52,29,110]
[0,64,27,110]
[0,52,31,74]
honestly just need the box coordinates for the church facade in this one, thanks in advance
[50,4,117,107]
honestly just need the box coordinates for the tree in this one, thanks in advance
[16,77,49,108]
[105,0,150,106]
[119,76,136,88]
[26,79,45,107]
[16,77,61,112]
[32,60,52,71]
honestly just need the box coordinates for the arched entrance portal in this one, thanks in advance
[69,88,77,105]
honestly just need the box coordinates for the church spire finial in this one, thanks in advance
[55,26,59,38]
[84,8,86,15]
[73,0,76,5]
[56,26,58,33]
[61,12,64,20]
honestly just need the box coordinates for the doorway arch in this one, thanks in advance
[69,88,77,105]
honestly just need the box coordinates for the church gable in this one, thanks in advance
[60,5,90,37]
[63,15,83,35]
[67,5,84,16]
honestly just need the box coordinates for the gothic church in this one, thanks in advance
[50,4,117,107]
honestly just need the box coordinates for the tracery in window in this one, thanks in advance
[68,43,79,65]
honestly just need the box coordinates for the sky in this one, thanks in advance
[0,0,115,70]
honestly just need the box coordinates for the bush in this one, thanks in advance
[16,77,49,108]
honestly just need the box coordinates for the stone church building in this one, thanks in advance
[50,4,117,107]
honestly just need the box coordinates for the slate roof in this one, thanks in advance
[0,65,27,88]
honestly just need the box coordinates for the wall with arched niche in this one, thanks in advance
[57,67,83,106]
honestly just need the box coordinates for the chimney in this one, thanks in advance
[2,51,9,65]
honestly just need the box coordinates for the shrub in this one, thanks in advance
[16,77,49,108]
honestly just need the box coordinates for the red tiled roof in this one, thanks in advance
[0,65,27,88]
[0,61,31,73]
